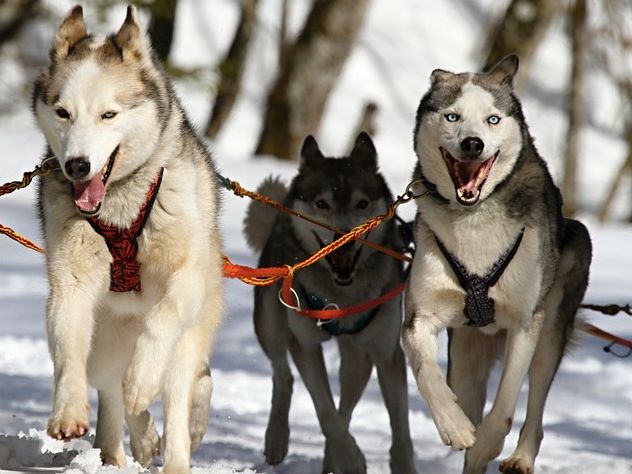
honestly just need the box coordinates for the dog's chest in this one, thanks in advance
[419,203,543,326]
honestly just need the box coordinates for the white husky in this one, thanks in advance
[33,6,224,473]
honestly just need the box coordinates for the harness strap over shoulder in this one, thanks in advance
[435,228,525,327]
[87,168,164,292]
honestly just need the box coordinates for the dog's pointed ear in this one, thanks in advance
[114,5,148,60]
[430,68,453,84]
[487,54,519,86]
[350,132,377,169]
[300,135,325,168]
[52,6,88,62]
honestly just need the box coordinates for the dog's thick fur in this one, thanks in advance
[244,133,416,474]
[34,6,223,472]
[402,55,591,474]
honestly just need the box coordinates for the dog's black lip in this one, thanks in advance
[78,202,102,216]
[312,231,361,285]
[101,145,119,185]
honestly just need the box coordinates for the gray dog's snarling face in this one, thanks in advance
[289,134,392,286]
[414,55,525,207]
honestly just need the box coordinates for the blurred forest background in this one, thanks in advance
[1,0,631,221]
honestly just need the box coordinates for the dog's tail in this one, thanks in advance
[243,175,287,253]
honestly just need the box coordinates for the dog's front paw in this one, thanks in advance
[264,418,289,465]
[123,350,163,415]
[323,433,366,473]
[465,415,509,468]
[48,402,89,440]
[499,455,534,474]
[433,400,476,450]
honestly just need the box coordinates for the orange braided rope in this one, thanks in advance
[0,158,57,253]
[0,224,44,253]
[0,157,57,197]
[227,179,413,263]
[224,199,400,287]
[2,163,632,350]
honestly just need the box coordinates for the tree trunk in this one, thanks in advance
[482,0,559,88]
[278,0,290,70]
[255,0,371,160]
[598,124,632,223]
[561,0,587,217]
[146,0,178,63]
[0,0,39,46]
[205,0,259,139]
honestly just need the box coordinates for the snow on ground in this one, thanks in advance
[1,0,631,473]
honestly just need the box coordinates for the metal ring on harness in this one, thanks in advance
[278,287,301,312]
[317,303,340,327]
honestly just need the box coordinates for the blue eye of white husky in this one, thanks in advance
[445,113,459,122]
[101,111,118,120]
[487,114,501,125]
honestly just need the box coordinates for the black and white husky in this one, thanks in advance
[402,55,592,474]
[33,6,223,473]
[244,133,416,474]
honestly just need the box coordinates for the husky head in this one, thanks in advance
[414,55,526,207]
[33,6,168,215]
[288,133,393,286]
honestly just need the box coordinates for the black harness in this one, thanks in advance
[435,229,525,327]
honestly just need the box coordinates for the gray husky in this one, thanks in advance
[244,133,416,474]
[402,55,591,474]
[33,6,223,473]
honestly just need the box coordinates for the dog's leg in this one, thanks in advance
[448,329,498,474]
[374,343,417,474]
[94,388,126,467]
[498,315,559,474]
[323,337,373,472]
[288,335,366,474]
[254,288,294,465]
[46,287,97,440]
[448,328,497,428]
[123,267,209,416]
[126,410,161,468]
[189,363,212,451]
[160,330,201,474]
[402,296,476,451]
[465,312,545,471]
[500,226,589,474]
[337,336,372,425]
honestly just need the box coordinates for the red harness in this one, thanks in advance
[87,168,164,292]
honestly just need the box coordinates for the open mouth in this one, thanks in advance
[313,232,362,286]
[440,147,498,206]
[72,146,118,215]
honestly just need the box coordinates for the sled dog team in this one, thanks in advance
[33,6,591,474]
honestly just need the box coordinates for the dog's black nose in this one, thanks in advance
[460,137,484,158]
[65,158,91,179]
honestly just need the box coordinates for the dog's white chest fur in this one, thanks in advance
[412,199,542,329]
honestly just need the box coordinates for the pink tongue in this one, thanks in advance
[457,162,483,193]
[73,175,105,212]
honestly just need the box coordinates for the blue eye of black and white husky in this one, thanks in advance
[487,114,501,125]
[101,111,118,120]
[445,112,459,122]
[55,107,70,119]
